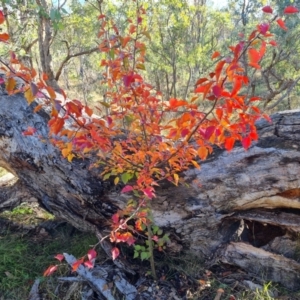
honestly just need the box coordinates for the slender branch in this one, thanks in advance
[265,76,300,110]
[55,46,99,81]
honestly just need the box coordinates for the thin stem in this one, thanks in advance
[147,223,157,280]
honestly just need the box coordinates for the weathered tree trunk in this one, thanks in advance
[1,93,300,290]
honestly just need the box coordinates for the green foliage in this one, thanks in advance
[0,228,98,299]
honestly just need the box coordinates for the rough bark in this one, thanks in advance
[1,92,300,290]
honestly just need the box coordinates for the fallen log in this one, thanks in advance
[1,92,300,289]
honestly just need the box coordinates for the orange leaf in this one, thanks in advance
[225,137,235,151]
[191,160,200,169]
[5,77,16,93]
[198,146,208,160]
[121,36,131,48]
[42,73,48,81]
[34,104,43,113]
[72,258,84,272]
[129,24,136,34]
[25,88,35,104]
[174,173,179,186]
[0,33,9,42]
[43,265,58,277]
[211,51,220,59]
[45,85,56,99]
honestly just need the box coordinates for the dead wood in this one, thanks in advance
[1,92,300,290]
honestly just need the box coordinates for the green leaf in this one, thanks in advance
[121,172,133,184]
[152,225,159,234]
[109,49,115,59]
[143,31,151,40]
[103,173,111,181]
[140,251,150,261]
[100,101,110,108]
[134,245,141,251]
[133,251,139,259]
[136,63,145,70]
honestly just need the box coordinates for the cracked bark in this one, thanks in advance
[1,92,300,289]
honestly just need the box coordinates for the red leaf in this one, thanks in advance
[195,77,208,86]
[123,73,134,87]
[85,106,93,117]
[215,60,226,82]
[231,78,242,97]
[84,260,94,269]
[43,265,58,277]
[54,254,64,262]
[257,23,269,35]
[87,249,97,261]
[225,137,235,151]
[66,102,82,118]
[269,40,277,47]
[248,48,261,64]
[0,11,5,24]
[204,126,215,140]
[112,213,119,224]
[181,128,189,138]
[211,51,220,59]
[112,247,120,260]
[284,6,299,14]
[212,85,222,98]
[121,185,133,193]
[248,62,261,69]
[169,98,187,108]
[277,18,288,31]
[49,117,64,135]
[216,108,223,120]
[249,131,258,141]
[143,187,155,199]
[242,136,251,150]
[117,232,136,245]
[152,235,159,242]
[262,6,273,14]
[22,126,37,136]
